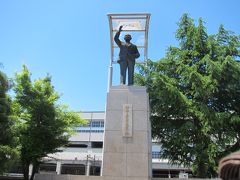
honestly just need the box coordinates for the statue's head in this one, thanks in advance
[124,34,132,42]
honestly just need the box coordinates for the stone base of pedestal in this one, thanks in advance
[102,85,152,180]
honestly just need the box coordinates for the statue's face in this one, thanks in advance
[124,35,132,42]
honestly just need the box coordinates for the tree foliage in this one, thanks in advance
[13,65,84,180]
[135,14,240,177]
[0,69,18,174]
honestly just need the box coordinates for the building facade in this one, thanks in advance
[40,111,191,178]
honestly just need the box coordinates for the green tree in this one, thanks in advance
[0,69,18,174]
[13,65,84,180]
[136,14,240,177]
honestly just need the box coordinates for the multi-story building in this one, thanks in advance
[39,111,191,178]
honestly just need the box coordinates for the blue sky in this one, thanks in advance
[1,0,239,111]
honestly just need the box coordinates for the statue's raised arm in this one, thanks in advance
[114,25,123,47]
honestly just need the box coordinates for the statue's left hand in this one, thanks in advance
[119,25,123,32]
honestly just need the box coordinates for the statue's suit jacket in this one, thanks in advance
[114,31,140,62]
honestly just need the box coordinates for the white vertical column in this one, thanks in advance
[86,156,91,176]
[29,164,33,176]
[56,161,61,175]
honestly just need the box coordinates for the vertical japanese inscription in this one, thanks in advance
[122,104,133,137]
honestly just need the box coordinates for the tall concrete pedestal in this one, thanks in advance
[102,85,152,180]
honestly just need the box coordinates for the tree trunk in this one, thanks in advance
[22,162,30,180]
[197,161,207,178]
[30,162,39,180]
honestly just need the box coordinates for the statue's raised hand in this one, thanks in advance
[119,25,123,32]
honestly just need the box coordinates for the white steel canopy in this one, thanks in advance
[107,13,151,88]
[108,13,151,63]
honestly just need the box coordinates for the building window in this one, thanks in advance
[61,164,86,175]
[67,144,88,148]
[76,130,104,133]
[39,163,56,173]
[90,166,101,176]
[79,121,104,128]
[91,121,104,127]
[91,121,100,127]
[91,142,103,148]
[152,151,161,159]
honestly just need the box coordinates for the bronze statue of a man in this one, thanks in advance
[114,25,140,85]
